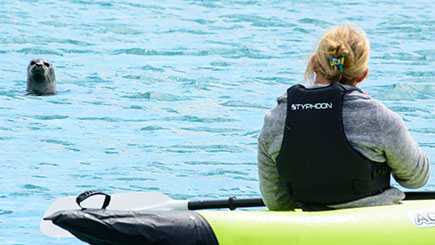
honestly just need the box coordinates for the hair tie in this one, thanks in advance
[329,54,345,72]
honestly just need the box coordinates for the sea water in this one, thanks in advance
[0,0,433,244]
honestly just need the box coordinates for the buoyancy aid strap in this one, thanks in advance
[353,173,391,194]
[285,172,390,203]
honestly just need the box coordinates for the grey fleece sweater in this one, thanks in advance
[258,84,430,210]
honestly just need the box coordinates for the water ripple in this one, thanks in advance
[77,117,146,122]
[32,115,69,120]
[221,100,269,109]
[163,115,236,123]
[40,139,75,146]
[370,83,435,100]
[181,127,243,133]
[17,48,64,56]
[141,65,165,72]
[167,144,245,153]
[113,47,277,59]
[222,14,295,28]
[124,91,184,101]
[114,48,189,56]
[0,209,13,216]
[103,24,142,35]
[141,126,167,131]
[298,18,333,27]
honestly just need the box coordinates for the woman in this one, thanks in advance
[257,25,430,211]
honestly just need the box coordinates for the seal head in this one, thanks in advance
[26,59,56,95]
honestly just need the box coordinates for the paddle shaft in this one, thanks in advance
[186,191,435,210]
[404,191,435,200]
[188,197,265,210]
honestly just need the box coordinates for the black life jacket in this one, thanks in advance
[276,82,391,205]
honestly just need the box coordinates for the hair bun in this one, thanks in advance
[304,25,370,85]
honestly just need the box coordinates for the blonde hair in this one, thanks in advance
[304,25,370,85]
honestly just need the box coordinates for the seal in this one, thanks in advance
[26,59,56,95]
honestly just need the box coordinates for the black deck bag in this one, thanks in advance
[45,209,218,245]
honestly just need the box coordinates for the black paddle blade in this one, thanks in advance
[45,209,218,245]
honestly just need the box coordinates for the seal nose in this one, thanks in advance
[36,62,43,67]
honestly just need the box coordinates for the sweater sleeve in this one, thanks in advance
[379,104,431,188]
[257,100,295,211]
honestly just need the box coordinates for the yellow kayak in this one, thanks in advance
[45,199,435,244]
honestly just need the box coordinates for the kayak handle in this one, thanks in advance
[76,190,111,210]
